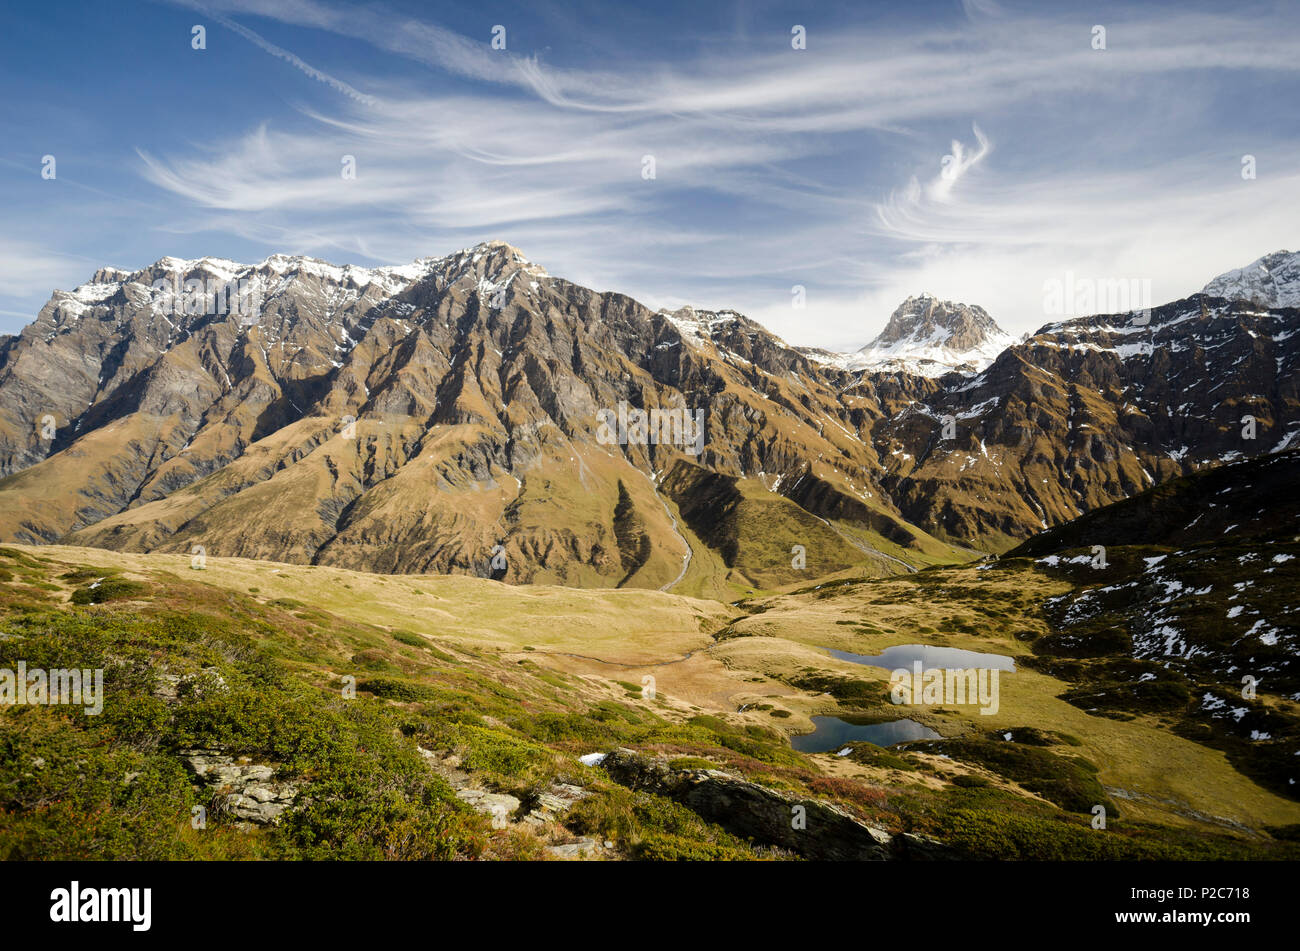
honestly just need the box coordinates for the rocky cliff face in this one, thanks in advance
[840,294,1017,377]
[596,749,956,859]
[0,243,1294,574]
[863,292,1299,548]
[1202,250,1300,309]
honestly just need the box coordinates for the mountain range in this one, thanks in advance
[0,243,1296,589]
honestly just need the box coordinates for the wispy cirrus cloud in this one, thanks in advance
[131,0,1300,342]
[4,0,1298,345]
[0,239,107,302]
[205,10,378,106]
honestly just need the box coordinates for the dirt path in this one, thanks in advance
[813,515,918,574]
[528,648,701,668]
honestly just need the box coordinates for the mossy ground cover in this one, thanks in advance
[715,555,1300,851]
[3,544,1297,861]
[1027,540,1300,801]
[0,573,490,859]
[0,547,859,860]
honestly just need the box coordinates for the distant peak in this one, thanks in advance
[877,295,997,339]
[1202,249,1300,308]
[442,239,531,260]
[840,293,1012,377]
[90,266,130,284]
[476,239,523,253]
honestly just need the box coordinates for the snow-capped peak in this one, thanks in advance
[827,294,1014,377]
[56,242,551,310]
[1201,250,1300,309]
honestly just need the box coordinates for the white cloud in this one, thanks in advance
[113,2,1300,348]
[0,240,98,299]
[934,125,990,199]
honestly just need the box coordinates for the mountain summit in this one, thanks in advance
[1201,250,1300,309]
[846,294,1015,377]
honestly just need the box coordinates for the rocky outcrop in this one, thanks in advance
[597,749,957,860]
[182,749,300,828]
[417,747,614,859]
[152,666,226,703]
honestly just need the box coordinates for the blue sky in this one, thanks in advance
[2,0,1299,346]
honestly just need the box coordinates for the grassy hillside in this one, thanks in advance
[1009,448,1300,556]
[715,556,1300,837]
[2,543,1295,860]
[659,460,974,596]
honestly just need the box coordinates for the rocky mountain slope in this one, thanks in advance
[0,242,959,588]
[1004,449,1300,800]
[809,294,1016,377]
[1009,447,1300,555]
[857,289,1300,549]
[1202,249,1300,309]
[0,243,1295,576]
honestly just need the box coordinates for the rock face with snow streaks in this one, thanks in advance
[0,243,1295,566]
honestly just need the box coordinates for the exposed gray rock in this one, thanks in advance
[153,673,181,702]
[894,831,958,860]
[520,782,591,827]
[182,749,299,826]
[544,836,607,860]
[598,749,959,861]
[153,666,226,704]
[455,788,522,828]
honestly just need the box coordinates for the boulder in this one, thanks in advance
[182,749,299,826]
[598,749,958,860]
